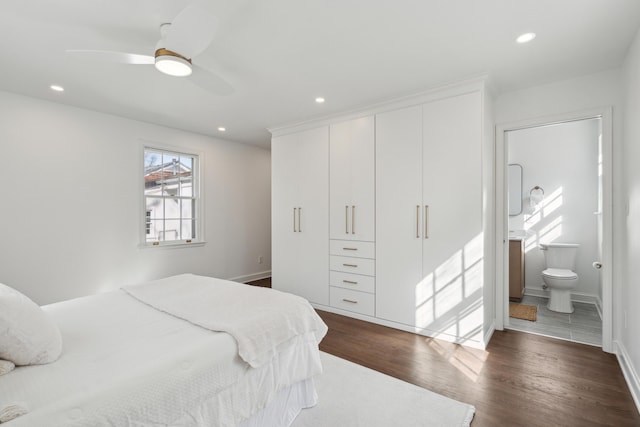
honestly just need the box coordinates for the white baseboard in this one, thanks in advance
[615,340,640,414]
[311,303,487,350]
[228,270,271,283]
[595,296,604,320]
[524,287,600,306]
[523,287,548,299]
[483,320,496,348]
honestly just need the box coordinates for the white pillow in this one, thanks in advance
[0,283,62,365]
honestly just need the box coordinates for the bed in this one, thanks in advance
[0,274,328,426]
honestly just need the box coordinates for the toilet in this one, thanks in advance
[540,243,579,313]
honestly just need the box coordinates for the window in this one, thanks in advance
[143,147,200,246]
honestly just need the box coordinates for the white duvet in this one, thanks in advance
[122,274,328,368]
[0,277,325,426]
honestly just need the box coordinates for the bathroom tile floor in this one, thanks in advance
[507,295,602,346]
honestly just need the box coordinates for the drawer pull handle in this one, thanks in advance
[342,299,358,304]
[343,280,358,285]
[343,247,358,251]
[343,263,358,268]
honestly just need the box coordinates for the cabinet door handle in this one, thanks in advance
[293,208,297,232]
[342,299,358,304]
[352,205,355,234]
[343,263,358,268]
[298,207,302,232]
[416,205,420,238]
[343,280,358,285]
[345,205,349,234]
[424,205,429,239]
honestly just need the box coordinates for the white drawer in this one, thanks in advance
[329,240,375,259]
[329,255,375,276]
[330,287,375,316]
[330,271,375,293]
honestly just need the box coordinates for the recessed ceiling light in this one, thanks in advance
[218,127,226,132]
[516,33,536,44]
[50,85,64,92]
[315,97,325,104]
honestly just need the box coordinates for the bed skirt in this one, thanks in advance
[240,378,317,427]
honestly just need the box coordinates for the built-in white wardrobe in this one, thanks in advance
[270,79,493,348]
[376,92,483,337]
[328,116,376,316]
[271,126,329,305]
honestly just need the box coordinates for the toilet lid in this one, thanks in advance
[542,268,578,279]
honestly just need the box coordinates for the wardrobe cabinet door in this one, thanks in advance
[272,132,302,297]
[272,127,329,305]
[421,92,483,331]
[375,105,424,325]
[329,116,375,242]
[297,127,330,305]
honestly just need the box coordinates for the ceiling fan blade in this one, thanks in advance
[189,64,233,95]
[66,50,155,65]
[164,1,217,59]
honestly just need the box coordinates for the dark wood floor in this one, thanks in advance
[247,278,640,426]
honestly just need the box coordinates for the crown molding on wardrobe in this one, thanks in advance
[268,74,489,138]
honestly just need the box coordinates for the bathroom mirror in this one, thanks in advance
[508,164,523,216]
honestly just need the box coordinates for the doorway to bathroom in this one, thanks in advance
[495,108,613,352]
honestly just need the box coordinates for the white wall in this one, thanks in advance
[621,27,640,405]
[496,69,623,323]
[508,119,600,298]
[496,64,640,405]
[0,91,271,305]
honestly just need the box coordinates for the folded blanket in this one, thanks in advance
[0,402,28,423]
[0,360,14,376]
[123,274,328,368]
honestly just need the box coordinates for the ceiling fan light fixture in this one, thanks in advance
[154,48,192,77]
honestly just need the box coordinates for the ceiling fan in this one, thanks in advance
[66,1,233,95]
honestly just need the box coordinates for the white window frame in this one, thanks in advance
[140,143,204,248]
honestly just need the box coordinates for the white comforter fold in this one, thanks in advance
[122,274,328,368]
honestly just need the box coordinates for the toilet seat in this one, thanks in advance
[542,268,577,280]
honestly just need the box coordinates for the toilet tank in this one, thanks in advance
[539,243,579,270]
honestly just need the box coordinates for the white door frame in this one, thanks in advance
[494,107,613,353]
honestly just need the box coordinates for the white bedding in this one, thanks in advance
[123,274,328,368]
[0,282,324,426]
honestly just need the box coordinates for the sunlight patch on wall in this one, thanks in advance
[415,273,435,327]
[464,261,483,297]
[457,304,484,341]
[598,134,603,178]
[435,274,463,319]
[464,233,484,297]
[435,250,463,292]
[539,216,563,244]
[414,233,485,347]
[523,187,564,252]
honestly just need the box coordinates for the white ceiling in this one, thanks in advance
[2,0,639,148]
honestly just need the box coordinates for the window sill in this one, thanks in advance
[138,241,206,250]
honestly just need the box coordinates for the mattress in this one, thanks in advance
[0,289,323,426]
